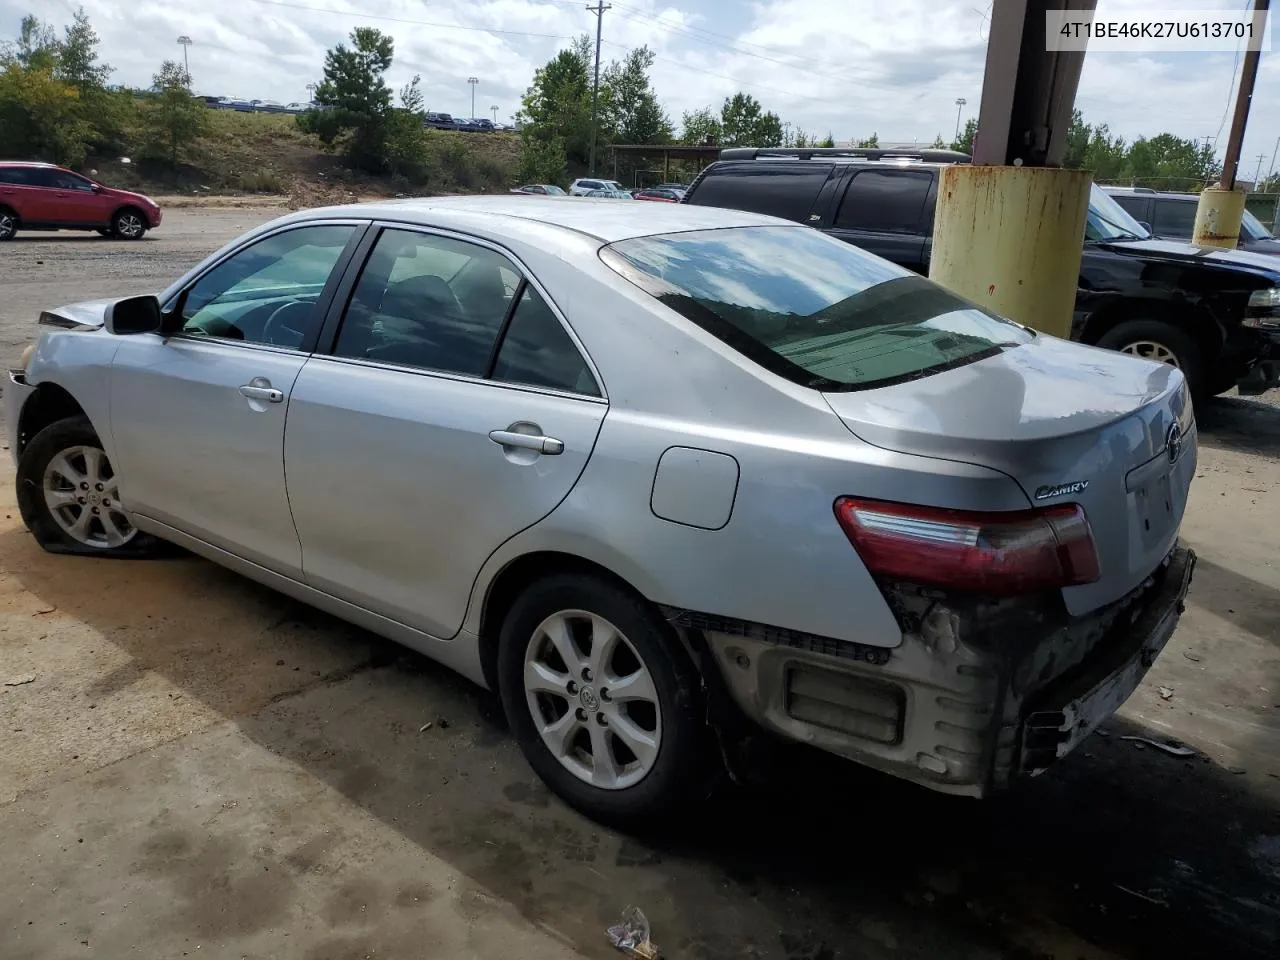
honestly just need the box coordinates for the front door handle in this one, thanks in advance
[488,429,564,455]
[239,381,284,403]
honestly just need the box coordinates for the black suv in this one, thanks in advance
[1105,186,1280,256]
[683,147,1280,397]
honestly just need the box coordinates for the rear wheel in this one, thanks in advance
[0,206,17,241]
[497,573,710,829]
[1096,319,1204,397]
[16,416,164,558]
[111,208,147,240]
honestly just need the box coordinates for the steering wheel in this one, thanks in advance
[261,300,314,347]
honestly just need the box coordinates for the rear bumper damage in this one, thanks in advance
[686,544,1196,797]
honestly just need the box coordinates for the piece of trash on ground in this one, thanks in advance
[607,906,660,959]
[1119,735,1196,757]
[1182,651,1202,663]
[418,722,433,732]
[4,674,36,686]
[1158,686,1174,700]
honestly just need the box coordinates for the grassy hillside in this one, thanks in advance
[90,110,520,205]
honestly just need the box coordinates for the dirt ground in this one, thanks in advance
[1,212,1278,960]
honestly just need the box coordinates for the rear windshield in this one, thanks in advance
[600,226,1030,392]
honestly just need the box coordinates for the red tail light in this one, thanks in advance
[833,498,1100,596]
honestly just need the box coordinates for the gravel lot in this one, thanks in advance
[1,211,1278,960]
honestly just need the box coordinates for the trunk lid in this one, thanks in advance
[823,334,1196,616]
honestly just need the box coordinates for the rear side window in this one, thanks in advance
[687,164,831,223]
[1110,194,1150,223]
[1152,199,1197,239]
[601,226,1028,392]
[835,170,933,233]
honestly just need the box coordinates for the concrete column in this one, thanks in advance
[928,164,1091,339]
[1192,187,1247,249]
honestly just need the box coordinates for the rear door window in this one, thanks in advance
[1110,194,1151,224]
[600,225,1029,392]
[687,164,831,223]
[835,170,933,233]
[1152,199,1197,239]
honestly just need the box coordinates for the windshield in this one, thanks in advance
[545,185,567,196]
[1242,209,1273,240]
[1086,184,1152,241]
[600,226,1030,392]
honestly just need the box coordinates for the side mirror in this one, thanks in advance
[91,183,103,193]
[104,295,162,335]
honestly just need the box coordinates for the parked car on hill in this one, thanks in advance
[585,189,633,199]
[9,196,1195,828]
[632,188,681,203]
[682,147,1280,398]
[0,161,161,241]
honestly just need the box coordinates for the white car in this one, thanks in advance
[569,178,624,196]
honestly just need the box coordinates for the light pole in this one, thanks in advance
[176,35,192,86]
[953,97,967,141]
[306,82,316,104]
[490,105,499,124]
[467,77,478,120]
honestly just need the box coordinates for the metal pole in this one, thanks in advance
[1253,153,1266,186]
[1220,0,1269,190]
[954,97,966,139]
[1267,134,1280,184]
[467,77,478,120]
[177,36,192,86]
[587,1,610,175]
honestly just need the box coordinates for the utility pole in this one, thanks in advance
[491,105,499,124]
[1220,0,1269,190]
[953,97,967,140]
[176,35,192,86]
[306,82,316,104]
[1253,153,1267,187]
[1266,134,1280,186]
[467,77,478,121]
[587,0,610,175]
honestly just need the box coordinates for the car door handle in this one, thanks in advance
[239,383,284,403]
[488,429,564,455]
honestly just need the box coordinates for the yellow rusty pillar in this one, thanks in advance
[1192,187,1247,249]
[928,164,1091,339]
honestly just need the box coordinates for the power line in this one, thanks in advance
[1213,0,1254,145]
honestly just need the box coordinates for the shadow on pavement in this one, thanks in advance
[4,528,1278,960]
[1197,394,1280,458]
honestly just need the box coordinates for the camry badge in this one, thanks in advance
[1166,423,1183,464]
[1034,480,1090,500]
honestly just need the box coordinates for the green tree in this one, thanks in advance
[518,132,568,184]
[680,106,721,145]
[142,59,207,163]
[601,46,671,144]
[517,37,593,167]
[951,117,976,154]
[931,133,946,149]
[5,15,59,71]
[0,61,90,164]
[301,27,395,172]
[816,132,835,148]
[719,92,781,147]
[399,73,423,115]
[56,7,110,90]
[856,132,879,148]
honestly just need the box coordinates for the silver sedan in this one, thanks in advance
[8,197,1197,827]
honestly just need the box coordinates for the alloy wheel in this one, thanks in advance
[1121,340,1180,367]
[42,445,137,548]
[523,610,662,790]
[116,213,144,239]
[0,212,15,239]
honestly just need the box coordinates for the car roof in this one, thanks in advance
[0,161,58,168]
[296,195,790,243]
[1103,186,1200,201]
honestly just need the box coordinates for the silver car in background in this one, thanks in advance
[8,198,1196,828]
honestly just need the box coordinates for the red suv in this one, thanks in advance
[0,162,162,241]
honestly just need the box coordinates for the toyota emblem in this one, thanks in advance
[1166,422,1183,464]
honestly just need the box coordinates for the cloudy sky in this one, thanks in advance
[4,0,1279,179]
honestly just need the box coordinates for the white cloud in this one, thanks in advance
[3,0,1277,175]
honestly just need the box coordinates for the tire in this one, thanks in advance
[0,206,17,241]
[111,208,147,240]
[1095,319,1205,398]
[497,573,710,829]
[16,415,165,558]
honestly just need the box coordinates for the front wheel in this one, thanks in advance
[0,207,17,241]
[497,573,710,829]
[1096,319,1204,397]
[111,209,147,240]
[16,416,165,558]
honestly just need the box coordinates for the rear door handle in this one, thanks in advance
[239,382,284,403]
[488,429,564,455]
